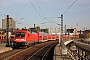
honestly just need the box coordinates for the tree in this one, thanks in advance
[86,33,90,38]
[28,28,31,32]
[17,28,20,30]
[46,28,49,33]
[36,26,40,32]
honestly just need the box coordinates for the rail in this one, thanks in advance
[25,42,58,60]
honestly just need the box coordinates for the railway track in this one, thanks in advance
[25,41,57,60]
[0,49,23,60]
[0,41,58,60]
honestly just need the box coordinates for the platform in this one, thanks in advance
[53,43,71,60]
[0,43,12,54]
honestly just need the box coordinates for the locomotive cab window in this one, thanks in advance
[16,32,25,37]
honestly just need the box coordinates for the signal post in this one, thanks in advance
[6,15,11,47]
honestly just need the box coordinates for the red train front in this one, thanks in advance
[11,29,38,48]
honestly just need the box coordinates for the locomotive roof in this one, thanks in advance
[16,30,31,33]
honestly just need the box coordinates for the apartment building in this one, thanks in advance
[2,17,16,30]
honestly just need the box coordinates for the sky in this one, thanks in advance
[0,0,90,31]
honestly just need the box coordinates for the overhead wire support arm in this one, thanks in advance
[15,18,23,22]
[44,18,61,26]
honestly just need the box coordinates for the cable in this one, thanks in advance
[63,0,77,14]
[35,0,62,27]
[34,0,45,18]
[44,18,60,26]
[28,0,44,22]
[0,6,17,16]
[0,13,7,17]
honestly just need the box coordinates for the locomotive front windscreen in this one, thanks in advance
[16,32,25,38]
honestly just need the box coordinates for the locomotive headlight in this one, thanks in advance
[16,39,19,40]
[15,39,26,42]
[21,39,26,41]
[21,39,24,40]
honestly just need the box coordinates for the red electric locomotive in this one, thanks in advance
[11,29,48,48]
[11,29,38,48]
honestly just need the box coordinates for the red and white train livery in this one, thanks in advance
[11,29,50,48]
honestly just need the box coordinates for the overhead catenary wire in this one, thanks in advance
[43,0,77,26]
[0,6,17,16]
[34,0,60,25]
[34,0,45,18]
[44,18,60,26]
[0,13,7,17]
[63,0,77,14]
[0,6,24,21]
[28,0,45,23]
